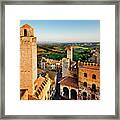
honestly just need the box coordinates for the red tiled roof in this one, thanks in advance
[59,76,78,88]
[20,24,33,29]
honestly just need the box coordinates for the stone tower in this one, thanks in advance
[65,46,73,61]
[62,58,71,77]
[20,24,37,95]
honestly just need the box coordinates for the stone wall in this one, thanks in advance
[78,61,100,88]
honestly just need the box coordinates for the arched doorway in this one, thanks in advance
[92,84,96,92]
[83,82,87,87]
[63,87,69,99]
[83,92,87,100]
[24,29,27,36]
[71,89,77,100]
[91,94,95,100]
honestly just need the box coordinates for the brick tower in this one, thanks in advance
[20,24,37,95]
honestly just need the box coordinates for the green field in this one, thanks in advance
[37,42,100,62]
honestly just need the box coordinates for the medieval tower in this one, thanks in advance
[20,24,37,95]
[62,58,71,77]
[65,46,73,61]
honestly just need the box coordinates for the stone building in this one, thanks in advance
[65,46,73,61]
[37,69,57,99]
[47,71,57,99]
[62,58,71,77]
[78,61,100,100]
[20,24,37,99]
[60,44,100,100]
[34,75,51,100]
[59,76,78,100]
[60,61,100,100]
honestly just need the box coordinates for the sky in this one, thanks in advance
[20,20,100,43]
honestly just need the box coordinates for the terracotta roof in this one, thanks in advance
[20,24,33,29]
[59,76,78,88]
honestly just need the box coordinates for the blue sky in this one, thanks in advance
[20,20,100,43]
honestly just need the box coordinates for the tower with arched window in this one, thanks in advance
[20,24,37,97]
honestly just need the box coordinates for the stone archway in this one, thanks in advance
[63,87,69,99]
[83,92,87,100]
[70,89,77,100]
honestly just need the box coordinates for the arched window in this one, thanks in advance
[41,84,44,89]
[84,73,87,77]
[24,29,27,36]
[92,84,96,92]
[37,89,40,94]
[39,87,42,91]
[83,92,87,100]
[83,82,87,87]
[44,80,46,84]
[71,89,77,100]
[92,74,96,79]
[63,87,69,99]
[42,82,45,86]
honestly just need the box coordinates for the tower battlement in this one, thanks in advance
[78,61,100,69]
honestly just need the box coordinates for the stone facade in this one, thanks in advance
[34,75,51,100]
[78,61,100,88]
[20,24,37,96]
[62,58,71,77]
[60,61,100,100]
[60,85,78,100]
[60,76,78,100]
[65,46,73,61]
[78,61,100,100]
